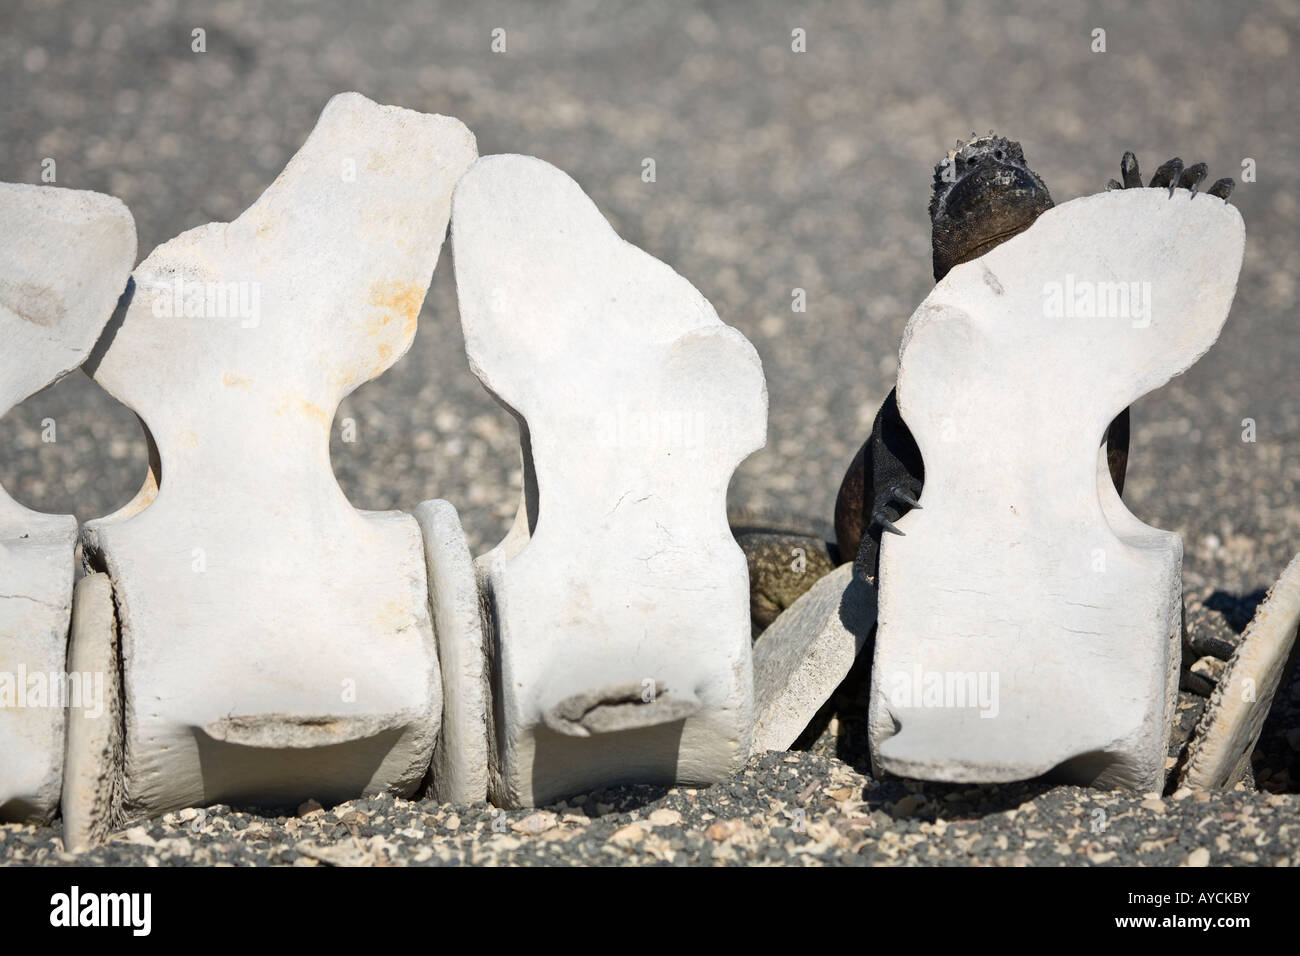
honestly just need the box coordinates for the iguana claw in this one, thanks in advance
[1207,177,1235,200]
[1120,150,1142,188]
[889,487,922,510]
[869,483,922,540]
[1150,156,1184,195]
[1178,162,1209,194]
[874,515,906,537]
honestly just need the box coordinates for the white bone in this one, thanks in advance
[0,184,135,823]
[750,563,875,754]
[413,498,489,805]
[1180,552,1300,789]
[61,573,121,849]
[451,154,766,807]
[74,93,477,823]
[869,188,1245,791]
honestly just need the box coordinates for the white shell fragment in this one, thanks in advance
[1180,552,1300,790]
[869,188,1245,791]
[750,563,875,754]
[0,184,135,823]
[452,154,767,808]
[73,93,477,827]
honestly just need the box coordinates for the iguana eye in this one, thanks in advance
[994,149,1005,162]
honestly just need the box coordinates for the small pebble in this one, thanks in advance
[647,809,682,827]
[608,824,644,845]
[511,812,556,836]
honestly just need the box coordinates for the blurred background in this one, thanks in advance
[1,0,1296,605]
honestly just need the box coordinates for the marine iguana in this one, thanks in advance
[737,134,1235,632]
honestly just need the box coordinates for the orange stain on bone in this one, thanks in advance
[365,280,424,339]
[272,397,328,424]
[298,399,327,424]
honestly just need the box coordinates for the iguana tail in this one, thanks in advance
[728,508,843,635]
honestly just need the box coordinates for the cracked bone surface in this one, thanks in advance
[0,184,135,823]
[868,188,1245,791]
[452,154,767,808]
[72,93,477,827]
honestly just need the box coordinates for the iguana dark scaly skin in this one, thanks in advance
[730,507,838,634]
[737,134,1235,634]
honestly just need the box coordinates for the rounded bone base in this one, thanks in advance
[875,738,1164,791]
[870,543,1182,795]
[493,707,746,809]
[173,720,432,808]
[60,570,439,846]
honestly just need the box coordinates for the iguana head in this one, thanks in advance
[929,133,1053,281]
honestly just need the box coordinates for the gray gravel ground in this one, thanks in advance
[1,0,1298,865]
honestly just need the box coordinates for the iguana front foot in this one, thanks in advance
[1107,151,1235,200]
[870,482,922,539]
[853,480,923,581]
